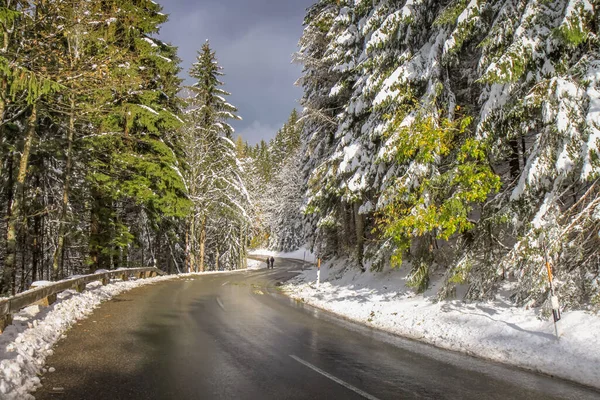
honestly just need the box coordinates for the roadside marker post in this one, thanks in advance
[316,258,321,290]
[542,235,561,339]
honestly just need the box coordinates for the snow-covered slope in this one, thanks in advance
[283,260,600,390]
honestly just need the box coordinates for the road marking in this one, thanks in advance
[216,297,226,311]
[289,355,381,400]
[222,281,230,286]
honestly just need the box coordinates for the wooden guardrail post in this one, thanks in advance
[0,314,13,333]
[34,294,57,307]
[73,282,86,293]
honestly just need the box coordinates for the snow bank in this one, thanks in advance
[0,271,238,399]
[247,259,266,270]
[282,260,600,390]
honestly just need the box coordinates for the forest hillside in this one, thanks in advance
[266,0,600,313]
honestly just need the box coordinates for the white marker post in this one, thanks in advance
[316,258,321,290]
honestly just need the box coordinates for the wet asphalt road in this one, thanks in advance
[35,258,600,400]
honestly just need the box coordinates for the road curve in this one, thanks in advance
[35,258,600,400]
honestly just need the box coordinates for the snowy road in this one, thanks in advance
[36,259,599,399]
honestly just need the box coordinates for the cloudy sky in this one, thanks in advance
[158,0,314,145]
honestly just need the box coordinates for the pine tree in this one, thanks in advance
[83,0,190,272]
[296,1,354,261]
[183,41,249,272]
[243,109,305,252]
[0,0,191,295]
[296,0,600,307]
[0,0,63,295]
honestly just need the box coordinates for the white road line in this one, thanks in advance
[222,281,230,286]
[216,297,226,311]
[289,355,381,400]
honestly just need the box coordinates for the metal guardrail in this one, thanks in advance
[0,267,165,332]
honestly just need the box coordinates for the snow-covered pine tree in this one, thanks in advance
[449,0,600,307]
[269,146,306,252]
[257,110,306,251]
[183,41,250,272]
[296,0,599,308]
[296,1,362,261]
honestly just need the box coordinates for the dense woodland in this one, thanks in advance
[0,0,250,296]
[287,0,600,311]
[242,109,305,252]
[1,0,599,314]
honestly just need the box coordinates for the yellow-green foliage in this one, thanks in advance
[448,258,473,285]
[378,110,501,267]
[434,0,468,27]
[554,2,594,48]
[0,59,64,104]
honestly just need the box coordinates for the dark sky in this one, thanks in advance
[158,0,314,145]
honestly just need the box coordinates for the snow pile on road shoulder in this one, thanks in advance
[282,260,600,390]
[247,259,266,270]
[0,274,186,399]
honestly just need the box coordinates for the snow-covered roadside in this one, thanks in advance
[247,258,266,270]
[0,270,242,399]
[282,260,600,390]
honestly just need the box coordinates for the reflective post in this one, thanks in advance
[316,258,321,289]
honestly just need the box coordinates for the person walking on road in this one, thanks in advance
[266,257,271,269]
[269,256,275,269]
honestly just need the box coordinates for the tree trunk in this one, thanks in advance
[2,105,37,295]
[53,96,75,280]
[32,213,41,282]
[509,137,521,180]
[167,251,173,274]
[89,189,111,272]
[185,224,190,273]
[354,202,365,271]
[41,215,47,280]
[190,215,196,272]
[215,245,219,271]
[155,232,161,269]
[19,226,26,292]
[123,242,129,269]
[89,203,99,273]
[521,134,527,170]
[340,201,352,251]
[239,224,244,270]
[199,215,206,272]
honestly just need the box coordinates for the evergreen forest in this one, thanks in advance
[0,0,599,316]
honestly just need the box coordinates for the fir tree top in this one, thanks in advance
[187,41,241,139]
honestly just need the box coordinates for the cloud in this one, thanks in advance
[235,120,280,145]
[157,0,312,145]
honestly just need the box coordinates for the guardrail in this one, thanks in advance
[0,267,165,333]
